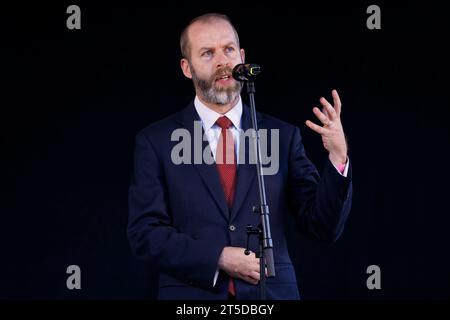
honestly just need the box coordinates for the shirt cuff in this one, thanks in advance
[332,157,350,177]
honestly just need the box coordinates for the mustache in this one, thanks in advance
[212,66,233,80]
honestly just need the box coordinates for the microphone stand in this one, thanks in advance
[243,80,275,300]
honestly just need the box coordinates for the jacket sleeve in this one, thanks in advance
[127,132,224,288]
[287,127,353,242]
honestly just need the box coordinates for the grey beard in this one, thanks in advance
[191,67,243,105]
[202,85,241,105]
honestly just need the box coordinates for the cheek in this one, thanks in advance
[231,51,243,63]
[197,68,213,80]
[200,67,217,80]
[191,60,213,77]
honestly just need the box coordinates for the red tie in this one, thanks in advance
[215,116,237,208]
[215,116,237,297]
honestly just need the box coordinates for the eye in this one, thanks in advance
[225,46,235,53]
[201,50,212,57]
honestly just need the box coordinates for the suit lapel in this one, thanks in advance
[175,102,229,221]
[194,140,230,221]
[230,104,262,222]
[174,101,263,222]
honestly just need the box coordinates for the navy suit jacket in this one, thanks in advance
[128,101,352,300]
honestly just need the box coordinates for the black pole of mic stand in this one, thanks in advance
[244,80,275,300]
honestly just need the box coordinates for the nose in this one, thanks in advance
[215,50,230,69]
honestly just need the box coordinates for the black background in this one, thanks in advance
[1,1,449,299]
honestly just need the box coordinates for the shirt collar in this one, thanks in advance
[194,95,242,131]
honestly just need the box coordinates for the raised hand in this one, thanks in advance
[305,89,348,166]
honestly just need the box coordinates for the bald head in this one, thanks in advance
[180,13,240,61]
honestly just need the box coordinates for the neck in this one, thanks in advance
[196,94,239,114]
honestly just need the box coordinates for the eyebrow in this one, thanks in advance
[198,42,238,53]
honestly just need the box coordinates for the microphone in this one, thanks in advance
[232,63,261,81]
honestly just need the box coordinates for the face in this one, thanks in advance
[181,19,245,105]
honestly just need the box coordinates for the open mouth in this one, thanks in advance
[216,74,232,82]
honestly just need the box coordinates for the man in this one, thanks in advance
[128,13,352,300]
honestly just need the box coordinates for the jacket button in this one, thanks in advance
[229,225,236,232]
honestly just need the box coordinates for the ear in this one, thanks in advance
[240,48,245,63]
[180,58,192,79]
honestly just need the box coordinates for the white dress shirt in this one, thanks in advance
[194,95,242,163]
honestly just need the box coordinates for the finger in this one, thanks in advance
[244,274,259,285]
[323,106,331,119]
[320,97,337,120]
[249,270,260,281]
[251,264,261,275]
[332,89,342,116]
[312,107,330,126]
[305,120,326,135]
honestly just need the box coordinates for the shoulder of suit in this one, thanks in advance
[137,108,186,140]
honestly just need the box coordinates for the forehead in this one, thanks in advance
[187,19,238,50]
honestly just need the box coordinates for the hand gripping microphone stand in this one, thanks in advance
[232,64,275,300]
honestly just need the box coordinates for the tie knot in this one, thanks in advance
[216,116,233,129]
